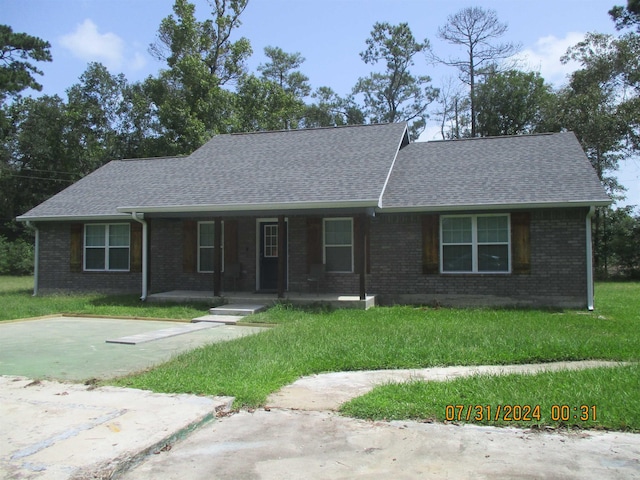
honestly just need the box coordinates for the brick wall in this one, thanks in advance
[37,222,141,294]
[150,217,258,294]
[36,208,591,307]
[367,208,589,308]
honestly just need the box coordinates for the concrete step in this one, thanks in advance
[208,304,268,316]
[192,315,244,325]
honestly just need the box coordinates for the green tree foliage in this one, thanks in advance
[258,46,310,98]
[432,7,520,137]
[0,235,33,274]
[303,87,364,128]
[609,0,640,31]
[475,70,554,137]
[0,25,52,101]
[550,22,640,273]
[0,95,76,237]
[65,63,128,170]
[354,22,438,139]
[562,31,639,152]
[147,0,252,153]
[594,206,640,278]
[248,46,311,129]
[150,0,251,85]
[234,74,303,131]
[604,207,640,278]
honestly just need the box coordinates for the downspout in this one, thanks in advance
[131,212,148,301]
[586,207,595,311]
[26,221,39,296]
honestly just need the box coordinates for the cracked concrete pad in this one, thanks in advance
[121,409,640,480]
[0,376,232,480]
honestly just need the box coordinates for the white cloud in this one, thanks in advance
[512,32,586,87]
[60,19,125,69]
[129,51,147,72]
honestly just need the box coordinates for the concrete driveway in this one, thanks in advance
[0,316,265,381]
[1,317,638,479]
[123,409,640,480]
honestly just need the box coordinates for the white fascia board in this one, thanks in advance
[377,124,409,209]
[376,199,612,214]
[116,200,377,214]
[16,214,131,223]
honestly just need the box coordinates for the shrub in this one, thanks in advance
[0,236,34,275]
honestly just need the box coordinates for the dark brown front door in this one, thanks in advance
[259,221,287,291]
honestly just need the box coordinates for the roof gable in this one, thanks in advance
[19,123,409,220]
[381,132,610,211]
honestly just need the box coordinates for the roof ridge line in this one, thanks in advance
[425,131,563,143]
[118,155,187,162]
[229,122,403,136]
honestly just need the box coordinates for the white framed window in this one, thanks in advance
[84,224,130,271]
[323,218,353,273]
[441,214,510,273]
[198,221,224,273]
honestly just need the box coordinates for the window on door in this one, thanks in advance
[264,224,278,257]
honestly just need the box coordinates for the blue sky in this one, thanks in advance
[4,0,638,209]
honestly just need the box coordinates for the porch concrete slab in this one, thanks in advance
[149,290,377,309]
[0,376,233,480]
[147,290,217,303]
[209,304,268,316]
[106,322,220,345]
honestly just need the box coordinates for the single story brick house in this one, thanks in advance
[18,122,610,309]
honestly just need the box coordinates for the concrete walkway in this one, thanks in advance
[266,360,626,410]
[2,360,638,479]
[124,360,639,480]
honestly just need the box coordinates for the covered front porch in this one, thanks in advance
[147,290,376,310]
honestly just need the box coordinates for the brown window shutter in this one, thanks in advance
[130,222,142,273]
[183,220,197,273]
[422,214,439,274]
[70,223,83,273]
[306,217,323,272]
[224,219,238,265]
[511,212,531,274]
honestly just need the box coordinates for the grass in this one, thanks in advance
[0,276,210,321]
[113,283,640,421]
[3,276,638,431]
[340,364,640,431]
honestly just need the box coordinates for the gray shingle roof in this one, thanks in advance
[19,123,408,220]
[18,126,610,221]
[381,132,611,210]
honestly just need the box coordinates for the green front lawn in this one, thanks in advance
[113,283,639,431]
[0,276,209,321]
[2,276,638,431]
[340,283,640,431]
